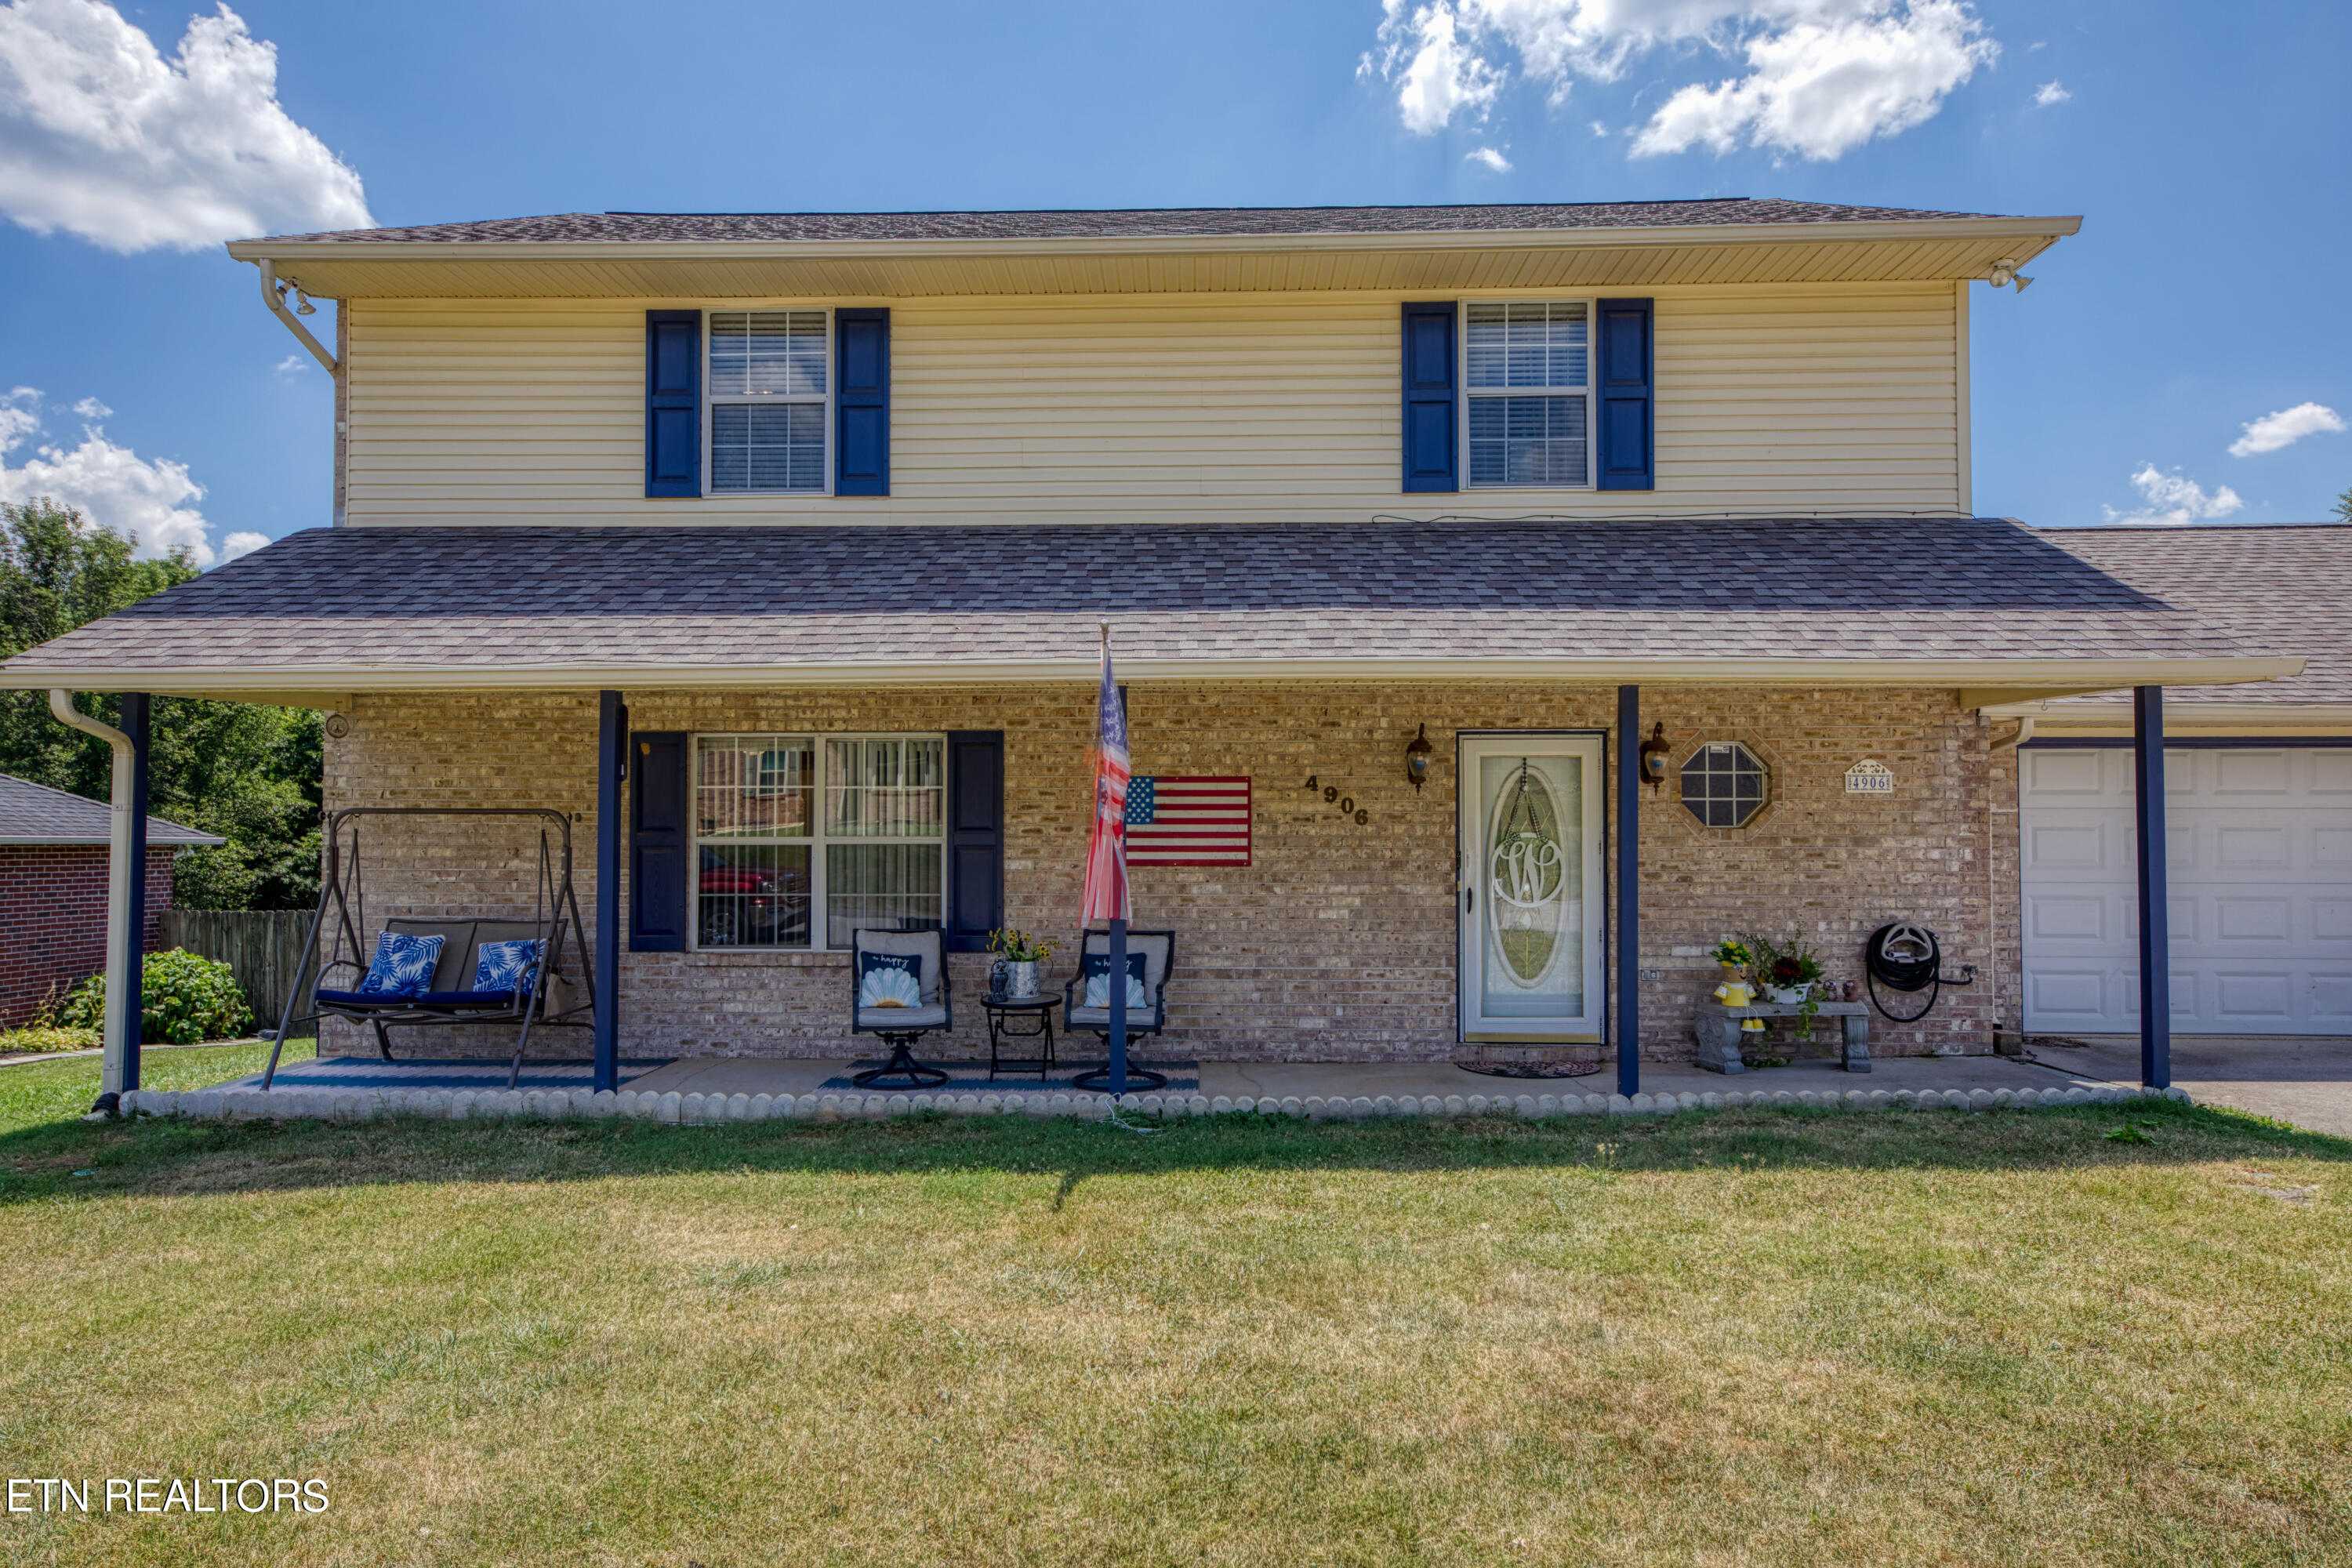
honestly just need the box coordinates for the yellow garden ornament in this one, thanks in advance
[1712,976,1766,1031]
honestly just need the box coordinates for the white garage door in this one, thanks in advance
[2020,746,2352,1035]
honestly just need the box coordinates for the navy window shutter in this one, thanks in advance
[943,731,1003,953]
[835,307,890,496]
[629,730,688,951]
[644,310,701,498]
[1400,302,1457,492]
[1595,298,1655,491]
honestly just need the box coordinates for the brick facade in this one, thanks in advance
[0,845,178,1027]
[321,684,2021,1065]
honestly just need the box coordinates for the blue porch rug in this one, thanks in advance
[221,1057,669,1093]
[820,1060,1200,1094]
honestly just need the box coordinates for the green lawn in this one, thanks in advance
[0,1070,2345,1566]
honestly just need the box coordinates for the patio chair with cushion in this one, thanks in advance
[848,927,953,1088]
[1062,929,1176,1041]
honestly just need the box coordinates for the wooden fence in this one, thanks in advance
[160,909,314,1034]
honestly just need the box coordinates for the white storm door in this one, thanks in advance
[1458,734,1607,1041]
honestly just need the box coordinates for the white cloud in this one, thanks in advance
[1363,1,1502,132]
[1367,0,1996,162]
[273,352,308,376]
[0,387,228,564]
[2228,401,2345,458]
[2031,79,2068,105]
[219,528,266,561]
[69,394,108,417]
[2103,464,2245,527]
[0,0,372,252]
[1467,144,1512,169]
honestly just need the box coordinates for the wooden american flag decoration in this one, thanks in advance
[1123,777,1251,866]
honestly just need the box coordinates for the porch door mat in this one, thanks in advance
[820,1061,1201,1094]
[217,1058,670,1093]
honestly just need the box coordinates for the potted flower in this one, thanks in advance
[1744,931,1824,1016]
[987,927,1058,1000]
[1709,937,1755,982]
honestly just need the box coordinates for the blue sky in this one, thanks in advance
[0,0,2346,564]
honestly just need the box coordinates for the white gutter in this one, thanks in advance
[255,257,336,373]
[1991,717,2035,751]
[46,691,136,1100]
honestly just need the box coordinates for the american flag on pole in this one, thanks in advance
[1079,630,1131,923]
[1125,777,1252,866]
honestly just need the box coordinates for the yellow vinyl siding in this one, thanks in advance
[343,285,1961,524]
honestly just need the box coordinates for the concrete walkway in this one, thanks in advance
[623,1048,2129,1107]
[2024,1035,2352,1138]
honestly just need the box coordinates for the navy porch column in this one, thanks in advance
[1617,684,1640,1098]
[594,691,623,1093]
[2133,686,2171,1090]
[120,693,151,1094]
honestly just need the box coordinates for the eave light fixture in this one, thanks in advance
[1987,260,2034,293]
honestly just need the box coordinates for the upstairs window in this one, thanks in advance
[1465,301,1590,488]
[708,310,828,492]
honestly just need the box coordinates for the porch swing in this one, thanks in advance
[260,808,595,1091]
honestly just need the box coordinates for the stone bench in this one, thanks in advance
[1692,1000,1871,1074]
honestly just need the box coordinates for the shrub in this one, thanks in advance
[60,949,254,1045]
[0,1025,99,1055]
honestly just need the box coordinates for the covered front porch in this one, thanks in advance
[0,517,2294,1109]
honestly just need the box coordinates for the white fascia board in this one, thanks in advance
[0,833,226,847]
[224,215,2082,272]
[1982,698,2352,726]
[2,653,2299,696]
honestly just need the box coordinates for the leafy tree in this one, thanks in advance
[0,498,321,909]
[2334,485,2352,523]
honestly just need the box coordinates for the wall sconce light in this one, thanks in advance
[1639,722,1671,791]
[1404,723,1433,791]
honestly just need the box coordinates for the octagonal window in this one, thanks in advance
[1680,741,1769,829]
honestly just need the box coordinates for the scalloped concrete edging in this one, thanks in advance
[112,1081,2194,1125]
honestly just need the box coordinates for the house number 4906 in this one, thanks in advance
[1301,777,1370,826]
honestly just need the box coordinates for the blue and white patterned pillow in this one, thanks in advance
[356,931,445,997]
[474,938,543,996]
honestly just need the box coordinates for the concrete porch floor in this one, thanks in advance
[2019,1034,2352,1138]
[622,1047,2129,1106]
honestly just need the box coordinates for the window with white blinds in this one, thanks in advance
[707,310,828,492]
[1465,301,1591,488]
[691,733,945,950]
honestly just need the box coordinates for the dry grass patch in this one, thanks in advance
[0,1096,2344,1566]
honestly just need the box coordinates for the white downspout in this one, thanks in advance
[1991,717,2036,752]
[49,691,136,1098]
[256,257,337,374]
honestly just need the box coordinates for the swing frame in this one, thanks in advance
[261,808,595,1090]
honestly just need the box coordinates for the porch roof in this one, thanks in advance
[0,517,2297,707]
[1988,524,2352,728]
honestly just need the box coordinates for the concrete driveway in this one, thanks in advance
[2026,1035,2352,1138]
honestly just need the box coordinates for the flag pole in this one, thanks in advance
[1103,622,1131,1096]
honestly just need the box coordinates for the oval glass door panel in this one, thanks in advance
[1460,736,1605,1039]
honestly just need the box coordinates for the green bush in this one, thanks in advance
[60,949,254,1045]
[0,1025,99,1055]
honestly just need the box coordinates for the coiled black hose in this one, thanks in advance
[1864,921,1973,1023]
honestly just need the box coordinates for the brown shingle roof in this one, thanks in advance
[249,198,1997,247]
[0,774,221,846]
[0,519,2273,688]
[2038,524,2352,707]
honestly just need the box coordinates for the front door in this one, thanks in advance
[1458,734,1607,1042]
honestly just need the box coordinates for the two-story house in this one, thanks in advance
[5,198,2304,1097]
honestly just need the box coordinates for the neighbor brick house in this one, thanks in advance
[0,199,2300,1086]
[0,774,218,1027]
